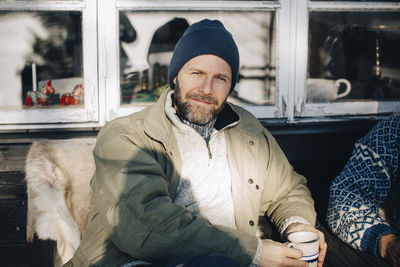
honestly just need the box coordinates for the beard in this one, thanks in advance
[173,80,226,125]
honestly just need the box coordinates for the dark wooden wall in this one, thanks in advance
[267,118,390,267]
[0,131,96,267]
[266,118,378,221]
[0,142,32,266]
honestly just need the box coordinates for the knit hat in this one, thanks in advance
[168,19,240,93]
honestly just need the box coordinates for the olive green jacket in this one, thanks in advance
[70,90,316,267]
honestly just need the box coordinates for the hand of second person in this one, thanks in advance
[284,223,327,267]
[380,233,400,266]
[258,239,307,267]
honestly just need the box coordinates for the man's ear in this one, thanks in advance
[173,77,177,85]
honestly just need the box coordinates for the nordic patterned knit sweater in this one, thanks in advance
[326,114,400,258]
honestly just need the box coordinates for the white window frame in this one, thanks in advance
[98,0,288,122]
[0,0,99,130]
[293,0,400,120]
[0,0,399,131]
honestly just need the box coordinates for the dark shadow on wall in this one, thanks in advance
[265,118,379,221]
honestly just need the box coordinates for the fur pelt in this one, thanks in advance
[25,138,96,266]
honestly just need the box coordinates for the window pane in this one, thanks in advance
[0,11,83,110]
[119,11,276,106]
[307,11,400,103]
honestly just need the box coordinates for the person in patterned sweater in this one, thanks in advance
[326,114,400,266]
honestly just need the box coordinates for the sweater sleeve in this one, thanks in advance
[326,115,400,257]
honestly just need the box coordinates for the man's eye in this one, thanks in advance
[192,71,200,75]
[217,76,227,82]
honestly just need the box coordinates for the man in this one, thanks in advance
[327,114,400,266]
[69,19,326,267]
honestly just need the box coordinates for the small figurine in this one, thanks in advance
[25,95,32,106]
[37,91,49,106]
[41,80,55,95]
[60,93,69,106]
[60,83,84,106]
[25,91,38,107]
[67,94,76,105]
[34,80,56,106]
[72,84,84,98]
[71,84,84,105]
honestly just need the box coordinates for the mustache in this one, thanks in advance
[187,92,218,105]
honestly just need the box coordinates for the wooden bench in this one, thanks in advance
[0,119,391,266]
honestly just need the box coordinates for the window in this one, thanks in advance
[118,11,276,107]
[0,11,84,109]
[308,11,400,103]
[0,0,399,131]
[99,1,283,120]
[0,0,97,130]
[295,0,400,118]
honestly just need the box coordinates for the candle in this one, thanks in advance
[32,63,37,91]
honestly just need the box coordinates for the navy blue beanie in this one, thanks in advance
[168,19,240,93]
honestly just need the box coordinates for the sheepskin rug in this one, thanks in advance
[25,138,96,266]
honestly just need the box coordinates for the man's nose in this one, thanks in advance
[198,76,213,94]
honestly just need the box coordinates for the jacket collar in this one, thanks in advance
[143,89,175,145]
[144,89,241,143]
[215,103,240,131]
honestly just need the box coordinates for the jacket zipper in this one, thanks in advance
[206,142,212,160]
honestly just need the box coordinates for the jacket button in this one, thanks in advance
[249,139,255,145]
[248,178,254,184]
[256,184,259,190]
[249,220,254,226]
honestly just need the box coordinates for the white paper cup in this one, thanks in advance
[287,231,320,267]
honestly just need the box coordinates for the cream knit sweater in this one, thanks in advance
[165,92,237,230]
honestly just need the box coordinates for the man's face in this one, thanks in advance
[173,54,232,125]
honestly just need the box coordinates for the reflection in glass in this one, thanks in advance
[119,11,276,106]
[308,11,400,103]
[0,11,83,110]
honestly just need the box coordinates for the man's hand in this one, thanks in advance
[380,233,400,266]
[259,239,307,267]
[284,223,327,267]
